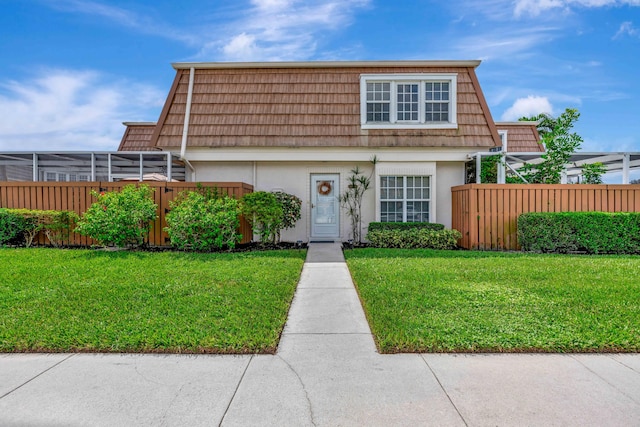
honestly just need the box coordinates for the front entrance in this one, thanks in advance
[311,174,340,240]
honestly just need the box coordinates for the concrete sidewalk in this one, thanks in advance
[1,243,639,426]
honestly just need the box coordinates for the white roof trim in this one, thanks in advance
[122,122,157,126]
[172,60,482,70]
[495,121,539,126]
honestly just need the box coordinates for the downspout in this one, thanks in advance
[183,158,196,181]
[32,153,38,182]
[179,67,196,180]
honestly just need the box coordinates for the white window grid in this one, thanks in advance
[43,171,90,182]
[380,176,431,223]
[425,81,450,123]
[366,82,391,122]
[396,83,419,122]
[361,74,457,129]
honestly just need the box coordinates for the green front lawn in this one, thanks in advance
[345,249,640,353]
[0,248,306,353]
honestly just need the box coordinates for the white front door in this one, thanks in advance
[311,174,340,240]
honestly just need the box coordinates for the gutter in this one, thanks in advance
[181,157,196,181]
[172,60,482,70]
[180,67,195,159]
[178,67,197,181]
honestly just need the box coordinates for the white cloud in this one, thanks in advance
[614,21,639,38]
[451,27,558,60]
[209,0,371,61]
[0,69,164,151]
[41,0,370,61]
[41,0,197,45]
[514,0,640,17]
[222,33,259,61]
[501,96,554,121]
[251,0,293,10]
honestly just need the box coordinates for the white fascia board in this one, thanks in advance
[172,60,481,70]
[122,122,157,126]
[183,147,476,162]
[495,121,539,126]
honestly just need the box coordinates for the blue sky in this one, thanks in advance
[1,0,639,154]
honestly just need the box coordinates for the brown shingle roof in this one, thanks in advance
[496,122,544,153]
[150,61,502,150]
[118,122,157,151]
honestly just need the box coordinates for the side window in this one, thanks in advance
[380,176,431,222]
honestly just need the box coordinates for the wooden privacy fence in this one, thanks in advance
[452,184,640,250]
[0,181,254,246]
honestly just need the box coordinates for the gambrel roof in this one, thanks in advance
[146,61,502,151]
[118,122,157,151]
[495,121,544,153]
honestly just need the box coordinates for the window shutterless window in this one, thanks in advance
[380,176,431,222]
[360,74,457,129]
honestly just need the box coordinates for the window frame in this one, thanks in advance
[43,171,90,182]
[379,175,432,223]
[360,74,458,130]
[498,130,508,152]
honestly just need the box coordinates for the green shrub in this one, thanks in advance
[368,222,445,232]
[0,209,77,247]
[41,210,79,246]
[75,184,157,248]
[367,228,461,250]
[165,191,241,251]
[272,191,302,241]
[0,209,29,245]
[518,212,640,254]
[240,191,283,244]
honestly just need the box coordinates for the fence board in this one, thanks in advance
[0,181,253,247]
[451,184,640,250]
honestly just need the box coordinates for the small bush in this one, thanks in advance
[367,228,461,250]
[165,191,241,251]
[0,209,78,247]
[518,212,640,254]
[0,209,29,245]
[41,210,79,246]
[368,222,445,232]
[75,184,157,248]
[272,191,302,241]
[240,191,283,244]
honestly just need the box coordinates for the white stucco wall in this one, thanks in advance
[191,162,254,183]
[193,161,374,242]
[435,162,466,229]
[191,158,466,242]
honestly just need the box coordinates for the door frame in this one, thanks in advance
[310,173,340,240]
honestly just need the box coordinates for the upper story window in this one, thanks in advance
[360,74,457,130]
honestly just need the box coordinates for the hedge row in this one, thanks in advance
[368,222,445,232]
[0,208,78,247]
[367,228,461,250]
[518,212,640,254]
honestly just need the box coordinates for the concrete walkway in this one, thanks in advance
[1,243,640,426]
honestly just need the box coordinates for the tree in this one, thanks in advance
[517,108,583,183]
[581,162,607,184]
[339,156,377,244]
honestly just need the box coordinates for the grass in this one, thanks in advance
[345,248,640,353]
[0,248,306,354]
